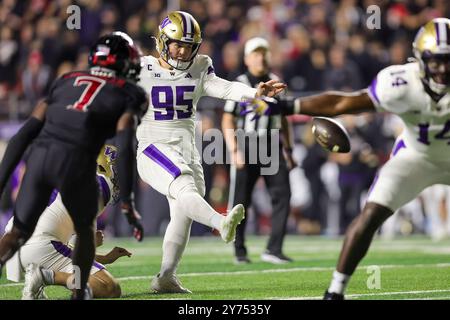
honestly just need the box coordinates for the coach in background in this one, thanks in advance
[222,37,295,264]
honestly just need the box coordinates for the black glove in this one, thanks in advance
[121,201,144,242]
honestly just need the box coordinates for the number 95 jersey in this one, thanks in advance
[136,54,257,155]
[368,62,450,160]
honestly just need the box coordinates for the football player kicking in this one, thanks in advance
[4,145,132,299]
[256,17,450,299]
[0,32,146,299]
[136,11,286,294]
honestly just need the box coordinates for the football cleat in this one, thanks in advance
[260,251,293,264]
[234,255,251,265]
[220,204,245,243]
[151,273,192,294]
[323,290,345,300]
[22,263,46,300]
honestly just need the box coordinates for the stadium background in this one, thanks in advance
[1,0,450,240]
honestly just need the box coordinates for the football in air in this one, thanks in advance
[311,117,351,153]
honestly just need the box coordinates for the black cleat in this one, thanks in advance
[234,255,251,265]
[323,290,344,300]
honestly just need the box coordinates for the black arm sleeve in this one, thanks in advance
[115,126,134,204]
[0,117,44,193]
[274,96,296,115]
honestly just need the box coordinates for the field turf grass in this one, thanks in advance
[1,235,450,300]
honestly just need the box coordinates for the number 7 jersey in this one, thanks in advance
[367,62,450,159]
[136,54,257,154]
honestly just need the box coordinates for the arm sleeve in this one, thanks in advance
[202,57,257,101]
[367,65,411,114]
[0,117,44,194]
[114,126,134,204]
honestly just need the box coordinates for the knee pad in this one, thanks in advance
[169,174,198,200]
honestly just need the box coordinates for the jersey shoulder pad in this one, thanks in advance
[368,63,418,114]
[195,54,215,75]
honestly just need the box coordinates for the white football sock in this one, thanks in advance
[159,199,192,277]
[170,174,224,229]
[328,270,350,294]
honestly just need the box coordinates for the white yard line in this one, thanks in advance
[271,289,450,300]
[2,262,450,288]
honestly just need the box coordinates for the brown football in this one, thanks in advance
[311,117,351,153]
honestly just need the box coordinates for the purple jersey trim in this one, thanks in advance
[369,77,380,105]
[48,189,59,206]
[391,139,406,156]
[51,240,105,271]
[143,144,181,178]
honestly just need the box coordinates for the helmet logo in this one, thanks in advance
[96,45,110,55]
[105,145,117,162]
[161,16,171,29]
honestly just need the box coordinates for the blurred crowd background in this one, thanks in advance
[1,0,450,240]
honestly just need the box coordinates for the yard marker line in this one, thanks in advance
[2,262,450,288]
[271,289,450,300]
[116,262,450,280]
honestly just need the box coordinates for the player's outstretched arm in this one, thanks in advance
[95,247,132,265]
[286,90,376,117]
[0,100,47,195]
[115,112,144,242]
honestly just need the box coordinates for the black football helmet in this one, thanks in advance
[89,31,142,81]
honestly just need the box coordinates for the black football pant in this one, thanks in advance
[13,142,99,235]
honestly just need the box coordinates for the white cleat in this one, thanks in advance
[150,273,192,294]
[22,263,46,300]
[220,204,245,243]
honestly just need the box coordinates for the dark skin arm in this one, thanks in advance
[294,90,376,117]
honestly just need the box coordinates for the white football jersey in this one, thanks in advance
[136,54,257,154]
[368,62,450,159]
[4,174,115,244]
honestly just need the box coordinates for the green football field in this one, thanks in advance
[1,235,450,300]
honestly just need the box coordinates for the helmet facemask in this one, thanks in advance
[413,18,450,96]
[422,53,450,95]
